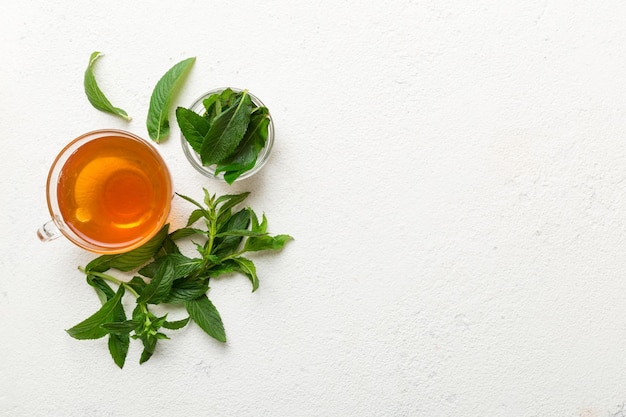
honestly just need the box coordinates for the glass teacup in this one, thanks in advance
[38,129,172,254]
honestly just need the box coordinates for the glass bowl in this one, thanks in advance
[181,87,275,182]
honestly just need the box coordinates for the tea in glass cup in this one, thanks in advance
[38,129,172,254]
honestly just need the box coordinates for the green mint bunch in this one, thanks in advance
[66,190,293,368]
[176,88,271,184]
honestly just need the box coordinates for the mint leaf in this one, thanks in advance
[176,106,210,153]
[157,234,181,257]
[169,227,205,241]
[147,57,196,143]
[86,274,115,305]
[215,230,265,238]
[139,335,158,364]
[85,225,169,273]
[206,261,238,278]
[216,107,270,183]
[203,88,237,120]
[201,93,220,118]
[186,209,206,227]
[162,278,209,304]
[213,209,250,258]
[200,91,253,165]
[244,234,294,252]
[139,253,202,279]
[102,320,139,335]
[186,295,226,342]
[66,285,125,340]
[137,253,203,304]
[216,191,250,212]
[163,317,190,330]
[249,209,268,233]
[126,276,148,295]
[230,257,259,292]
[108,330,130,369]
[108,288,130,368]
[83,52,131,121]
[137,258,176,304]
[175,193,206,212]
[216,192,250,228]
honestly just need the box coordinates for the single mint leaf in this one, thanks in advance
[204,88,237,121]
[244,234,294,253]
[139,335,158,364]
[215,229,265,238]
[132,303,144,323]
[203,188,216,207]
[157,234,181,257]
[186,295,226,342]
[85,225,169,273]
[186,209,206,227]
[83,52,131,121]
[108,331,129,369]
[162,277,209,304]
[223,170,247,185]
[137,257,176,304]
[147,57,196,143]
[216,192,250,228]
[86,275,115,305]
[216,88,238,108]
[213,209,250,258]
[108,285,129,368]
[216,192,250,211]
[176,106,210,153]
[102,320,139,335]
[152,314,169,329]
[205,254,221,265]
[176,193,206,212]
[216,107,270,183]
[163,317,190,330]
[249,209,268,234]
[169,227,206,241]
[139,253,202,279]
[202,93,220,117]
[126,276,148,295]
[200,91,253,165]
[206,260,238,278]
[230,257,259,292]
[66,285,125,340]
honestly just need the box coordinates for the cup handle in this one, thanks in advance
[37,220,61,242]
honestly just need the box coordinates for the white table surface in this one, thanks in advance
[3,1,626,416]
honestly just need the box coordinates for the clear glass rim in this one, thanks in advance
[46,129,173,254]
[180,87,275,182]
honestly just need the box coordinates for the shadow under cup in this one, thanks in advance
[39,129,172,254]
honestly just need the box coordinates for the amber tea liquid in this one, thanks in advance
[56,134,171,251]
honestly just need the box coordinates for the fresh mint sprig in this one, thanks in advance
[66,190,293,368]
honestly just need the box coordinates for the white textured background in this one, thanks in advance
[2,1,626,416]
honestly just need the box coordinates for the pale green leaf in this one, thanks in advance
[147,57,196,143]
[83,52,131,121]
